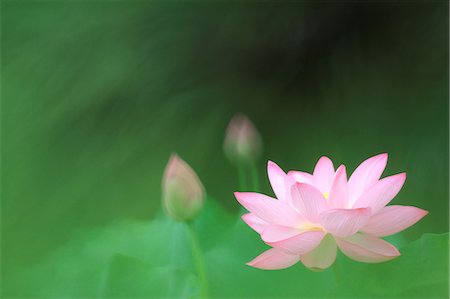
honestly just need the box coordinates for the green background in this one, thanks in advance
[2,1,448,298]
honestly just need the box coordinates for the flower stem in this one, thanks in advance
[249,162,260,192]
[237,162,248,191]
[186,222,209,298]
[332,260,341,285]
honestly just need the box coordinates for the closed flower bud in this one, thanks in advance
[162,154,205,221]
[224,113,262,165]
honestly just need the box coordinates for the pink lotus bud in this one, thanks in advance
[162,154,205,221]
[224,113,262,164]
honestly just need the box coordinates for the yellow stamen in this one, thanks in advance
[323,192,329,200]
[299,222,323,231]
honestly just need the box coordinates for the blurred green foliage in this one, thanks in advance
[2,1,448,298]
[3,199,448,297]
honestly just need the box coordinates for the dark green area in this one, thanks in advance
[2,1,448,298]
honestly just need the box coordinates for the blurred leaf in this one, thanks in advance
[331,233,449,298]
[205,226,448,298]
[205,220,337,298]
[192,198,235,250]
[4,216,194,297]
[102,254,199,298]
[5,196,449,298]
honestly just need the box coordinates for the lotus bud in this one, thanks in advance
[162,154,205,221]
[224,113,262,165]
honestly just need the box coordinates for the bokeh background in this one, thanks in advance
[2,1,448,298]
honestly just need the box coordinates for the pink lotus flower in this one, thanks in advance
[234,154,428,270]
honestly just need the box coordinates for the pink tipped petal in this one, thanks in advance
[353,173,407,213]
[287,170,314,185]
[241,213,269,234]
[300,234,337,270]
[336,233,400,263]
[361,205,428,237]
[261,225,303,243]
[267,230,326,254]
[348,153,388,206]
[234,192,303,227]
[313,156,335,193]
[268,161,288,201]
[291,183,328,223]
[320,208,371,238]
[328,165,349,209]
[247,248,299,270]
[283,175,297,207]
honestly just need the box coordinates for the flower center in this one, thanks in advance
[299,222,323,231]
[323,192,329,200]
